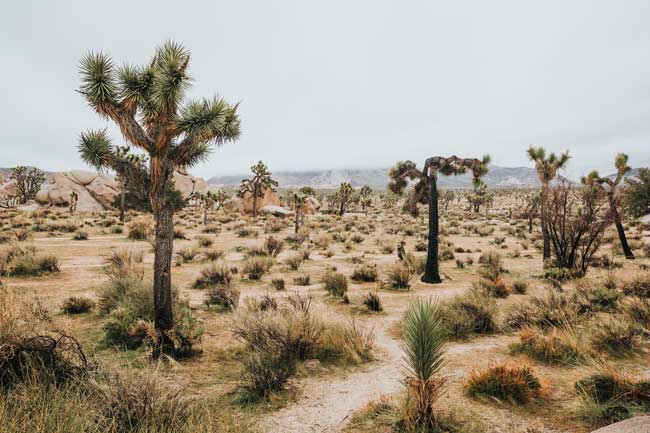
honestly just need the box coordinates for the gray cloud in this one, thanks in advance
[1,0,649,179]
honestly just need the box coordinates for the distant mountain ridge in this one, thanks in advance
[208,165,544,189]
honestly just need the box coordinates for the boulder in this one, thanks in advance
[33,169,207,212]
[302,196,321,214]
[591,416,650,433]
[639,213,650,224]
[259,205,293,217]
[223,197,244,213]
[240,188,282,214]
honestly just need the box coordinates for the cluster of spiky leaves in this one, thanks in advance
[78,41,240,175]
[526,146,571,183]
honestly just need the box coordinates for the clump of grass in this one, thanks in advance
[195,235,213,247]
[575,366,650,427]
[1,244,60,277]
[363,292,383,312]
[126,218,152,240]
[192,263,233,289]
[465,361,541,404]
[403,252,425,275]
[351,264,378,282]
[271,278,285,290]
[61,296,95,315]
[263,236,284,257]
[384,263,412,290]
[174,246,200,264]
[509,326,585,365]
[512,280,528,294]
[242,256,273,280]
[590,318,644,357]
[204,283,240,311]
[574,282,620,313]
[293,273,311,286]
[321,271,348,297]
[173,228,187,239]
[202,248,224,261]
[284,254,304,271]
[439,290,497,340]
[621,273,650,298]
[503,289,582,330]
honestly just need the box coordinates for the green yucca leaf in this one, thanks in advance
[78,129,114,170]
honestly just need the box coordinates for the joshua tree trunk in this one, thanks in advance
[339,201,345,216]
[609,195,634,259]
[203,207,208,225]
[422,176,441,284]
[540,183,551,262]
[294,207,301,233]
[119,177,127,223]
[150,159,175,355]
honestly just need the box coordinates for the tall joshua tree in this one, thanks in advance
[77,41,240,354]
[238,161,278,218]
[334,182,354,216]
[198,189,229,225]
[582,153,635,259]
[288,191,307,233]
[527,146,570,263]
[389,155,490,283]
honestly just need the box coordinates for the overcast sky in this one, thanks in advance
[1,0,649,179]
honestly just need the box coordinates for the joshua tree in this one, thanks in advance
[238,161,278,218]
[299,186,316,196]
[527,146,570,262]
[288,192,307,233]
[334,182,354,216]
[389,156,490,283]
[582,153,635,259]
[440,190,455,211]
[523,193,541,234]
[198,190,229,224]
[10,166,46,204]
[77,41,240,355]
[402,298,446,430]
[68,191,78,214]
[359,185,372,213]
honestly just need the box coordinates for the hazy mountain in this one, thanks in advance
[208,165,543,189]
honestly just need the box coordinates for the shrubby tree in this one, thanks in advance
[299,186,316,196]
[527,146,570,262]
[359,185,372,213]
[389,156,490,283]
[288,191,307,233]
[77,41,240,355]
[582,153,635,259]
[332,182,354,216]
[10,166,46,204]
[440,190,455,211]
[545,178,612,273]
[623,167,650,218]
[523,193,541,234]
[238,161,278,218]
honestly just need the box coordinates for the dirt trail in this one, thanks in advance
[257,314,404,433]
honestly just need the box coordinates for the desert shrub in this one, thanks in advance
[384,263,412,290]
[439,247,455,261]
[312,233,332,249]
[317,319,375,364]
[439,290,497,340]
[590,319,644,356]
[195,235,213,247]
[93,368,190,433]
[242,256,273,280]
[204,284,240,311]
[202,248,224,261]
[104,249,144,288]
[473,278,509,298]
[478,251,505,281]
[126,218,152,240]
[271,278,285,290]
[174,246,200,264]
[575,367,650,426]
[192,263,233,289]
[574,283,620,313]
[363,292,383,312]
[503,290,582,330]
[414,241,426,252]
[403,252,426,275]
[621,273,650,298]
[202,224,221,234]
[465,361,541,404]
[293,273,311,286]
[111,225,124,234]
[623,297,650,327]
[284,254,304,271]
[72,230,89,240]
[237,227,256,238]
[350,233,365,244]
[509,326,585,365]
[321,271,348,297]
[6,252,60,277]
[512,280,528,294]
[379,241,395,254]
[351,264,378,282]
[263,236,284,257]
[0,287,92,388]
[61,296,95,315]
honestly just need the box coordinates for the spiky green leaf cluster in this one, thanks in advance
[402,299,445,382]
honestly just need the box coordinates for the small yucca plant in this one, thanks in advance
[401,299,446,430]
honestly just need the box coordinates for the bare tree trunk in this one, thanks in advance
[294,207,301,233]
[150,158,175,356]
[422,176,441,284]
